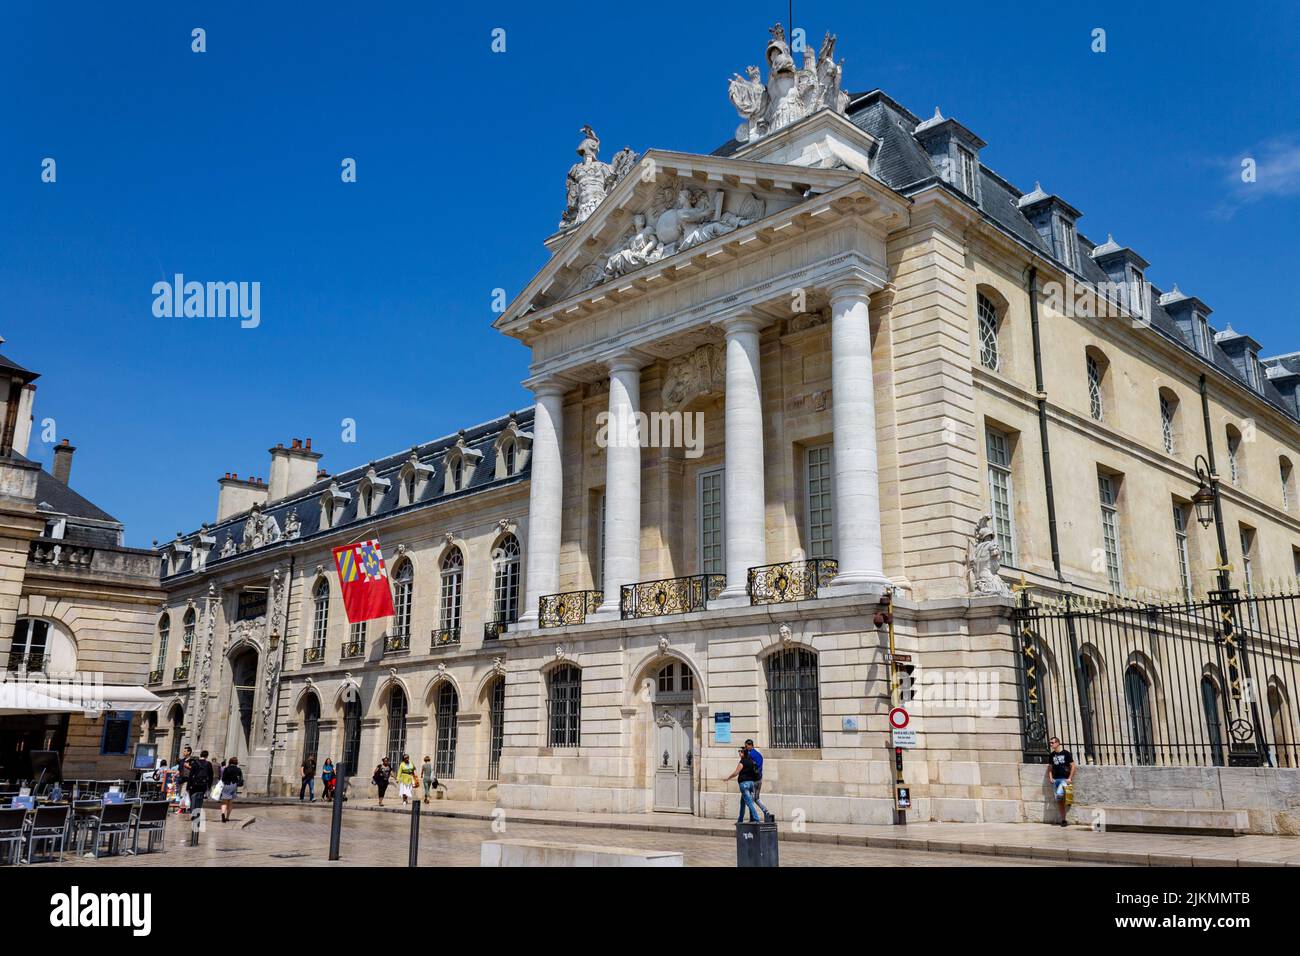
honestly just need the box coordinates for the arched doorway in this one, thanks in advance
[168,704,185,766]
[341,695,362,776]
[226,646,260,763]
[649,660,696,813]
[301,692,321,767]
[486,676,505,781]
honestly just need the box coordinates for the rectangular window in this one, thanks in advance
[1160,395,1176,455]
[1098,472,1123,593]
[1240,527,1256,598]
[1173,503,1193,601]
[958,147,976,195]
[1293,547,1300,579]
[1087,355,1104,421]
[698,469,725,575]
[806,445,835,559]
[1197,313,1211,356]
[1129,269,1147,320]
[985,427,1017,566]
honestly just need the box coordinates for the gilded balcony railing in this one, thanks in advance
[539,590,603,628]
[483,618,514,641]
[303,644,327,664]
[432,627,461,650]
[148,669,163,685]
[384,631,410,654]
[341,639,366,660]
[747,559,839,605]
[172,664,190,681]
[620,574,725,620]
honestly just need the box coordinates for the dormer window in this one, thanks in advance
[404,472,416,503]
[1057,217,1078,272]
[319,482,351,529]
[503,440,517,475]
[958,146,977,196]
[1128,268,1147,320]
[493,415,533,479]
[452,458,463,488]
[397,450,434,506]
[1196,312,1212,356]
[356,468,390,519]
[442,434,483,493]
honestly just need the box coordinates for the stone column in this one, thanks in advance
[596,357,643,617]
[826,277,890,593]
[718,315,767,603]
[517,382,565,629]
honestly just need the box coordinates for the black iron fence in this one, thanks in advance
[1014,587,1300,769]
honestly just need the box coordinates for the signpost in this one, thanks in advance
[882,591,907,826]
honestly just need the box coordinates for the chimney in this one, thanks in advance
[268,437,323,502]
[217,472,270,522]
[52,439,76,485]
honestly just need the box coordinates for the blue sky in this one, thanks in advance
[3,1,1298,547]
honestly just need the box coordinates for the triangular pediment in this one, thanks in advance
[497,149,862,331]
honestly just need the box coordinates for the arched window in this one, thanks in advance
[1086,351,1106,422]
[403,472,416,505]
[492,535,521,626]
[392,560,413,642]
[502,439,517,476]
[977,291,1001,371]
[488,677,505,781]
[168,704,185,766]
[155,614,171,674]
[657,662,694,694]
[309,580,329,660]
[323,499,335,528]
[1158,389,1178,455]
[1124,665,1156,766]
[547,665,582,748]
[302,693,321,765]
[451,457,464,491]
[435,682,459,777]
[1201,676,1224,767]
[342,696,362,776]
[1078,649,1102,761]
[1226,425,1242,484]
[360,484,374,518]
[765,647,821,749]
[440,547,464,636]
[6,618,50,673]
[386,686,408,769]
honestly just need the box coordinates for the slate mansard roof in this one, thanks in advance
[717,89,1299,424]
[162,407,535,580]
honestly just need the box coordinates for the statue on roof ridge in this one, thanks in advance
[559,125,638,230]
[728,24,849,144]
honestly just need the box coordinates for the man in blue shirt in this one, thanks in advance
[744,739,774,822]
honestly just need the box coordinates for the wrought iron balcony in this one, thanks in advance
[539,590,603,628]
[303,644,327,664]
[748,559,839,605]
[173,664,190,681]
[384,631,410,654]
[483,617,515,641]
[432,627,461,650]
[621,574,725,620]
[148,668,163,685]
[6,652,44,674]
[341,639,366,660]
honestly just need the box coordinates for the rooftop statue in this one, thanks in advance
[559,125,638,230]
[728,24,849,144]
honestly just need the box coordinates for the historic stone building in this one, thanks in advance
[0,342,164,782]
[154,25,1300,828]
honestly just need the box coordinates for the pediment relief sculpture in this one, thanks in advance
[728,24,848,145]
[560,125,638,230]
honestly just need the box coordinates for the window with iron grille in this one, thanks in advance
[1173,503,1193,601]
[1087,354,1104,421]
[386,686,407,769]
[547,665,582,748]
[985,427,1016,566]
[1098,473,1123,593]
[302,694,321,764]
[1160,394,1176,454]
[156,614,170,671]
[342,697,362,776]
[698,469,725,575]
[488,677,505,781]
[6,618,49,672]
[806,445,834,559]
[435,682,459,776]
[311,579,329,655]
[440,547,464,635]
[977,293,1000,371]
[392,561,413,640]
[765,647,821,749]
[492,535,521,623]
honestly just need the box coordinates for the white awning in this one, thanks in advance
[0,680,166,716]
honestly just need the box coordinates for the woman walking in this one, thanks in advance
[219,756,244,823]
[420,755,437,804]
[321,758,336,800]
[372,757,392,806]
[723,747,763,824]
[396,753,417,806]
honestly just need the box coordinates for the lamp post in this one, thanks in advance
[1192,454,1231,594]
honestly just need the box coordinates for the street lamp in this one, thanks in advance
[1192,455,1218,530]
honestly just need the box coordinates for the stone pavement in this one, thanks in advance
[256,794,1300,867]
[50,804,1064,867]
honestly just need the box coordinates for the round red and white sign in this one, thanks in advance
[888,707,909,730]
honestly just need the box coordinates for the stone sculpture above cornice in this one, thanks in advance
[728,24,848,145]
[559,125,638,231]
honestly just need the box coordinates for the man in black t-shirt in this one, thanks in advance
[1046,736,1076,827]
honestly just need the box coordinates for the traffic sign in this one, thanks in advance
[888,707,909,730]
[892,728,917,749]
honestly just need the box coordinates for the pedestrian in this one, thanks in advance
[743,739,775,823]
[219,756,244,823]
[177,745,194,811]
[185,748,214,826]
[396,753,417,805]
[300,753,317,802]
[420,756,437,804]
[321,758,336,800]
[372,757,392,806]
[1046,736,1076,827]
[723,746,763,824]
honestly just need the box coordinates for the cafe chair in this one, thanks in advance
[132,800,169,854]
[23,804,70,864]
[0,807,27,865]
[88,802,134,859]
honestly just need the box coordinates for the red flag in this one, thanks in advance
[332,538,396,624]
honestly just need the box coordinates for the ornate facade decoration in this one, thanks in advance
[219,533,236,558]
[662,343,726,411]
[967,515,1010,595]
[658,636,670,654]
[779,622,794,644]
[283,507,300,539]
[559,125,638,230]
[260,568,288,746]
[194,584,219,740]
[238,502,281,553]
[492,656,505,676]
[727,24,848,144]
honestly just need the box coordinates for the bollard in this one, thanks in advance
[408,798,420,867]
[328,769,346,861]
[190,798,203,847]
